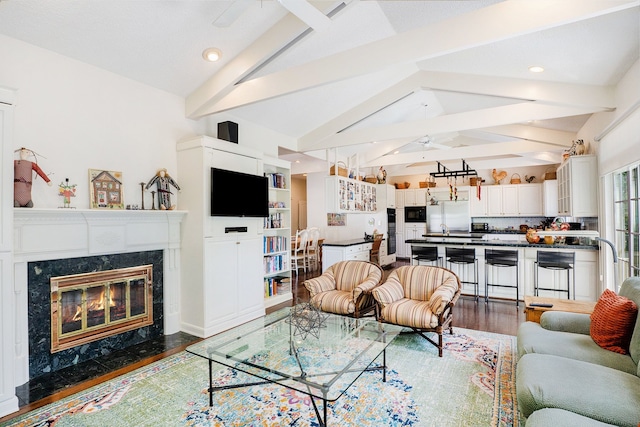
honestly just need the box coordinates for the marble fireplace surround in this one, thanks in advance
[13,209,185,386]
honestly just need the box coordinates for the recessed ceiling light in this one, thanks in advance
[393,150,400,155]
[528,65,544,73]
[202,48,222,62]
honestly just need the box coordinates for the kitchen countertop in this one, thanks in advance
[322,238,378,247]
[407,238,598,250]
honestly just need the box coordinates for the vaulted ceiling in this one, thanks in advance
[0,0,638,177]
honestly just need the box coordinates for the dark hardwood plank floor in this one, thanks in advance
[1,258,525,424]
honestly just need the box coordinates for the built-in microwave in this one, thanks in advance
[405,206,426,223]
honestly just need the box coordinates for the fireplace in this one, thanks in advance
[50,265,154,353]
[28,250,164,379]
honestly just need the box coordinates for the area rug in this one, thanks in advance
[1,328,519,427]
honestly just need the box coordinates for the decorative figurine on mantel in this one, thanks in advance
[146,168,181,210]
[58,178,77,208]
[14,147,52,208]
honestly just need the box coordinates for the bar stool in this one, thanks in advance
[411,246,441,266]
[534,251,575,299]
[445,247,479,300]
[484,249,519,306]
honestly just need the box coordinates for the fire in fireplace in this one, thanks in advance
[50,265,153,353]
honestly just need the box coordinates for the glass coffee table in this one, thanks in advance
[186,305,404,427]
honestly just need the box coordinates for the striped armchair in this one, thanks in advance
[303,261,384,318]
[372,265,461,357]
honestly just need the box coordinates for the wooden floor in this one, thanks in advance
[1,258,525,423]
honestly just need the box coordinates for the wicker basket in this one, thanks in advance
[395,182,411,189]
[330,161,348,177]
[428,181,436,187]
[510,173,522,184]
[419,181,428,188]
[544,167,557,180]
[364,175,378,184]
[470,177,478,186]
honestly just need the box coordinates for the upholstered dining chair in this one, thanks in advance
[303,260,384,318]
[372,265,462,357]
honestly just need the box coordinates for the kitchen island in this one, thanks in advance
[406,236,599,302]
[321,239,373,272]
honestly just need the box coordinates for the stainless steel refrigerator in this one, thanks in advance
[426,193,470,233]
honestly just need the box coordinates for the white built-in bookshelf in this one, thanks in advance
[263,157,292,308]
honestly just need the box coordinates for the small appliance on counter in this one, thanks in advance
[565,222,582,245]
[471,222,489,232]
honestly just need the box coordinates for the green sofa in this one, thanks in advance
[516,276,640,427]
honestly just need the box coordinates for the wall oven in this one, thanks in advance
[387,208,396,254]
[404,206,426,223]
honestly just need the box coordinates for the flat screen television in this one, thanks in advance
[211,168,269,217]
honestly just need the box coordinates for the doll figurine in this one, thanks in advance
[14,147,52,207]
[146,168,180,210]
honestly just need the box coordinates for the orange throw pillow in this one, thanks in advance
[590,289,638,354]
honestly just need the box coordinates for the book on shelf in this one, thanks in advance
[266,173,286,189]
[264,275,290,297]
[263,235,287,253]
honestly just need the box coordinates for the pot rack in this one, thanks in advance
[429,160,478,178]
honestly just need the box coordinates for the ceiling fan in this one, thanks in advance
[413,134,453,150]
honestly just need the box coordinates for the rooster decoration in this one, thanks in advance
[492,169,507,185]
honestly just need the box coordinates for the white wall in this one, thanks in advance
[584,59,640,175]
[0,34,296,210]
[0,34,210,209]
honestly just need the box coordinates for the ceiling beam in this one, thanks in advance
[363,140,567,168]
[297,71,610,152]
[186,1,355,119]
[298,69,422,149]
[309,102,607,151]
[189,0,636,117]
[418,71,615,110]
[479,124,577,147]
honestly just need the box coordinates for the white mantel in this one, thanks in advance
[11,208,186,387]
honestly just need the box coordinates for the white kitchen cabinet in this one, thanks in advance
[395,190,404,208]
[470,187,487,216]
[379,238,396,266]
[326,176,378,213]
[517,184,543,216]
[396,231,405,258]
[543,180,559,217]
[557,155,598,217]
[411,242,598,302]
[401,188,428,206]
[403,224,426,259]
[484,184,542,217]
[523,247,598,301]
[486,185,518,216]
[322,242,373,271]
[376,184,396,209]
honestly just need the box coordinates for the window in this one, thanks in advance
[613,164,640,279]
